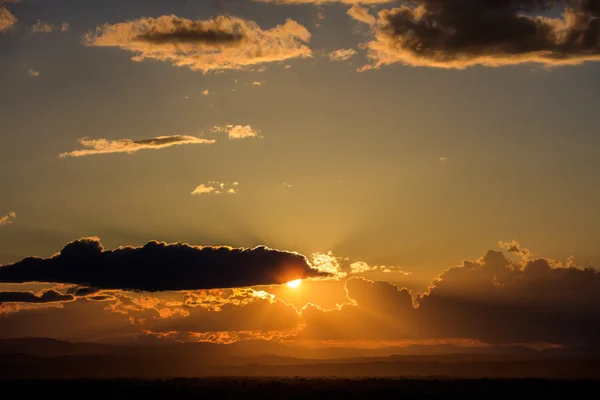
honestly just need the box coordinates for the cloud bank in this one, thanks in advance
[60,135,215,157]
[83,15,312,73]
[0,237,327,291]
[358,0,600,70]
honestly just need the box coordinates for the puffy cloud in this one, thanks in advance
[27,68,39,77]
[83,15,312,73]
[202,89,209,96]
[211,124,262,139]
[417,250,600,346]
[439,156,448,164]
[329,48,357,61]
[300,246,600,347]
[0,237,328,291]
[31,20,69,33]
[59,135,215,157]
[0,6,16,33]
[0,211,16,226]
[359,1,600,70]
[347,4,376,26]
[0,290,73,304]
[252,81,262,86]
[191,181,239,195]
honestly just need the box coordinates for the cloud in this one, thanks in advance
[27,68,39,77]
[0,211,16,226]
[31,20,69,33]
[300,246,600,347]
[439,156,448,164]
[252,81,262,86]
[202,89,209,96]
[211,124,262,139]
[347,4,376,26]
[0,290,73,304]
[191,181,239,195]
[254,0,392,4]
[359,1,600,70]
[83,15,312,73]
[0,6,16,32]
[329,48,357,61]
[59,135,215,157]
[0,237,328,291]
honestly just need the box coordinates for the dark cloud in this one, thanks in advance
[135,28,244,45]
[0,237,326,292]
[0,290,73,304]
[359,0,600,69]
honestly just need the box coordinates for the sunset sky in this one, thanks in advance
[1,0,600,349]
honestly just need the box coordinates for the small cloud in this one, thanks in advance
[27,68,40,77]
[0,211,16,226]
[252,81,262,86]
[347,4,376,27]
[31,19,69,33]
[60,135,215,157]
[191,181,239,196]
[439,156,448,164]
[202,89,209,96]
[211,124,262,140]
[284,65,292,69]
[329,48,357,61]
[0,6,17,33]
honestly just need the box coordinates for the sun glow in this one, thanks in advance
[286,279,302,288]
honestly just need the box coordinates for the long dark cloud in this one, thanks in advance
[357,0,600,69]
[0,290,73,304]
[0,237,326,291]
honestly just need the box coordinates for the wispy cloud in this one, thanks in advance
[0,211,16,226]
[347,4,375,26]
[191,181,239,195]
[60,135,215,157]
[211,124,262,140]
[83,15,312,73]
[329,48,357,61]
[31,20,69,33]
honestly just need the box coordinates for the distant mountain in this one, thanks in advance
[0,337,592,361]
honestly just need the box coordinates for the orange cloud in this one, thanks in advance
[329,48,357,61]
[0,6,16,33]
[347,4,376,26]
[0,211,16,225]
[211,124,262,139]
[83,15,312,73]
[191,181,239,195]
[60,135,215,157]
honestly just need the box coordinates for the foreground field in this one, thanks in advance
[1,378,599,398]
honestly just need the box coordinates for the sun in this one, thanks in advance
[286,279,302,288]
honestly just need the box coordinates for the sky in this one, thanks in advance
[0,0,600,349]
